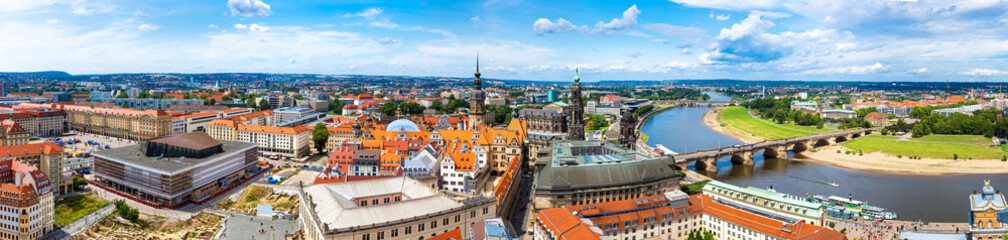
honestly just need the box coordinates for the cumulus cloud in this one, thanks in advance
[45,19,59,24]
[802,62,886,74]
[344,8,382,19]
[137,24,159,31]
[234,23,268,32]
[534,5,640,36]
[470,16,481,22]
[533,18,588,35]
[374,37,400,45]
[228,0,272,18]
[962,68,1007,76]
[589,5,640,36]
[702,14,787,63]
[208,24,219,29]
[641,23,706,38]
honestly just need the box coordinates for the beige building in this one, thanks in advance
[0,120,29,146]
[0,143,70,195]
[206,118,311,159]
[60,104,172,141]
[0,159,54,240]
[297,176,497,240]
[0,108,67,137]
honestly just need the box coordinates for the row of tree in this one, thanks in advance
[743,98,825,128]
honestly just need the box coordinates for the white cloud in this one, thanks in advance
[534,5,640,36]
[374,37,399,45]
[802,62,885,74]
[908,67,927,74]
[670,0,779,10]
[716,14,731,21]
[45,19,59,24]
[234,23,268,32]
[344,8,382,19]
[137,24,159,31]
[470,16,482,22]
[208,24,219,29]
[962,68,1007,76]
[624,51,642,58]
[228,0,272,18]
[589,5,640,36]
[72,6,92,15]
[533,18,588,35]
[641,23,705,38]
[135,10,149,18]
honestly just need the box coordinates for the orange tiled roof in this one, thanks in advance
[696,194,846,240]
[0,142,62,156]
[428,228,462,240]
[236,124,309,135]
[535,208,606,240]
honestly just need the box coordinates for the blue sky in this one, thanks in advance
[2,0,1008,81]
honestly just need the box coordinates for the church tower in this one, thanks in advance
[619,109,638,149]
[567,69,585,140]
[468,52,487,128]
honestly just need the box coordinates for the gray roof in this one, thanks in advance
[520,108,562,118]
[534,141,678,193]
[303,176,465,230]
[93,139,256,175]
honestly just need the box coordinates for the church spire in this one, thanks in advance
[574,68,580,83]
[475,51,481,79]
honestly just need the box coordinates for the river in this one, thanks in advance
[640,92,997,222]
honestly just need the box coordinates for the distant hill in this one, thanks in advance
[0,71,72,77]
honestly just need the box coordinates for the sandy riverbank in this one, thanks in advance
[700,108,1008,175]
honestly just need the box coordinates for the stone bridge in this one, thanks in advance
[651,100,743,108]
[673,127,883,172]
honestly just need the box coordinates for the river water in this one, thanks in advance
[640,92,998,222]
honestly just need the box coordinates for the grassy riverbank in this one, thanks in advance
[716,106,834,140]
[841,136,1006,160]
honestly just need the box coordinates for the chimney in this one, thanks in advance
[14,171,23,186]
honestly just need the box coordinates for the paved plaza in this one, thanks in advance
[218,212,299,240]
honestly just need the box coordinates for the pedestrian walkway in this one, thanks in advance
[216,212,299,240]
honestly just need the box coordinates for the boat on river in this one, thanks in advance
[810,195,898,220]
[654,144,678,156]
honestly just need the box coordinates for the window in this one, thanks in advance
[391,229,398,237]
[455,215,460,223]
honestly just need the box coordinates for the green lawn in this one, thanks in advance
[863,135,902,140]
[840,138,896,153]
[717,106,834,140]
[841,138,1006,159]
[912,134,993,144]
[55,193,110,226]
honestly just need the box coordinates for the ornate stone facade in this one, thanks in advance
[567,69,585,141]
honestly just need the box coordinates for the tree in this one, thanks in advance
[329,100,346,115]
[855,107,878,117]
[312,122,330,153]
[381,101,399,116]
[73,177,88,187]
[430,100,443,112]
[205,98,216,106]
[137,90,150,99]
[246,98,257,109]
[493,105,513,124]
[120,102,129,108]
[258,99,270,111]
[221,96,233,101]
[115,91,129,98]
[398,102,426,115]
[443,99,470,113]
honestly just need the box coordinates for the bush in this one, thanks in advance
[113,200,139,223]
[953,153,958,160]
[828,222,836,228]
[680,180,710,195]
[896,155,902,159]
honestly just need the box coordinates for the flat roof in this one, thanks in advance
[93,139,256,175]
[303,176,471,230]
